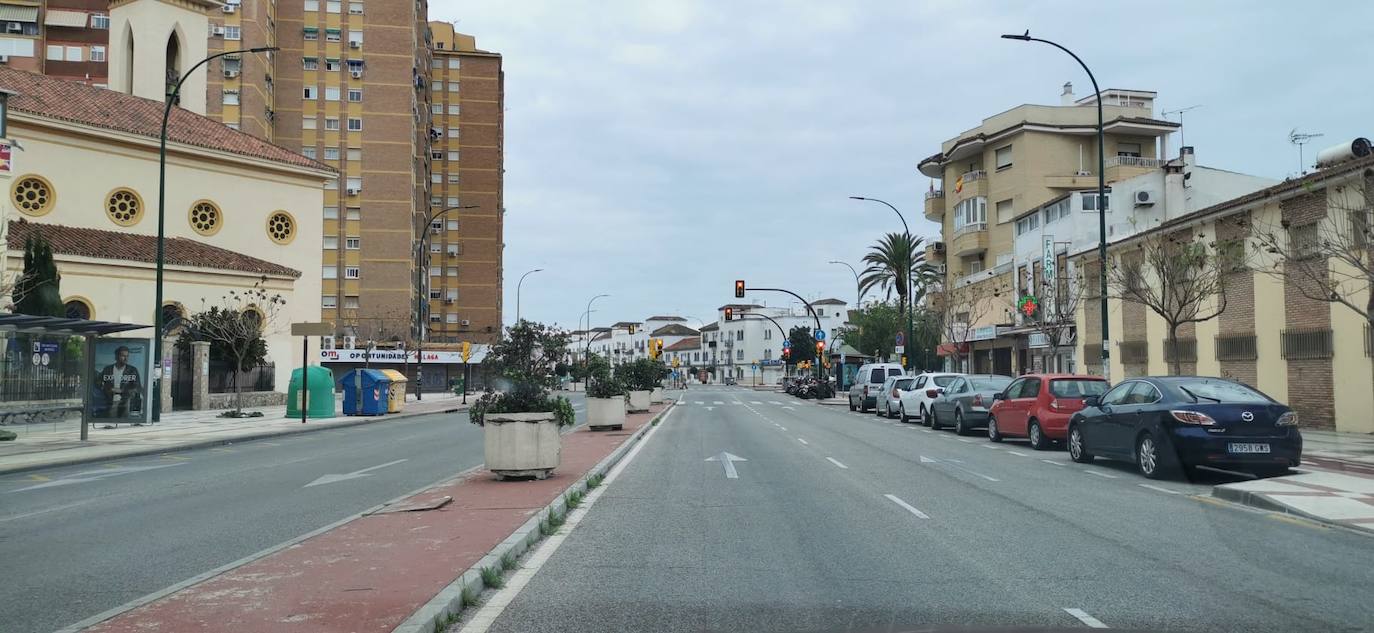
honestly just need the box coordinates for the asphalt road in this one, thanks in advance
[0,392,589,633]
[481,386,1374,633]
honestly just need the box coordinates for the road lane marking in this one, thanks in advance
[705,452,747,479]
[0,499,94,524]
[1084,470,1118,479]
[981,444,1000,449]
[1006,450,1028,456]
[713,401,724,405]
[1139,484,1181,495]
[777,426,787,431]
[884,494,930,519]
[10,463,187,492]
[921,429,933,433]
[797,438,809,445]
[957,438,974,443]
[1040,459,1065,466]
[695,401,704,405]
[1063,608,1108,628]
[826,457,848,469]
[769,401,783,405]
[750,400,762,404]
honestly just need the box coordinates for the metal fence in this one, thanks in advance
[1119,340,1149,365]
[1161,338,1198,364]
[0,334,84,404]
[1215,334,1259,361]
[1280,328,1333,360]
[207,361,276,393]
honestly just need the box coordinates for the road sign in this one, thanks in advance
[782,339,791,348]
[32,341,59,354]
[895,345,905,354]
[291,321,334,336]
[814,329,825,341]
[895,332,905,346]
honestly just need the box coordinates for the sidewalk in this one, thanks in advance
[0,391,481,476]
[1214,471,1374,535]
[1298,429,1374,476]
[78,401,673,633]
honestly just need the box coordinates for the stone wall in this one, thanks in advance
[206,391,286,410]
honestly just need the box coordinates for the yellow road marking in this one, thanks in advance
[26,474,50,482]
[210,448,235,453]
[1269,514,1327,530]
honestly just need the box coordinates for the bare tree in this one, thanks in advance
[181,278,286,416]
[1012,257,1089,373]
[1108,229,1232,376]
[1250,181,1373,330]
[934,280,1004,373]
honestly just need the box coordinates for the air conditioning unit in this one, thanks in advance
[342,335,357,350]
[346,188,360,196]
[932,241,946,253]
[212,25,225,36]
[1075,170,1091,177]
[444,298,455,305]
[223,69,239,78]
[430,227,441,235]
[351,70,363,79]
[222,4,236,12]
[461,319,471,326]
[349,41,361,49]
[320,335,335,350]
[1134,190,1156,206]
[933,263,947,274]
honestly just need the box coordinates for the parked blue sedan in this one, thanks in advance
[1067,376,1302,479]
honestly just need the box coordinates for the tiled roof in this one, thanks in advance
[611,321,640,328]
[7,219,301,278]
[812,298,846,305]
[645,315,686,321]
[664,337,700,351]
[0,67,331,172]
[649,323,698,337]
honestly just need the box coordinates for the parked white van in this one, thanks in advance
[847,363,905,412]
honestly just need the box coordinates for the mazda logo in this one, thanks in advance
[1241,411,1254,422]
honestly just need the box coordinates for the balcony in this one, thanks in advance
[923,189,944,221]
[949,222,988,257]
[1105,155,1166,182]
[950,170,986,203]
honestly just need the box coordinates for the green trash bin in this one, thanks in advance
[287,366,336,419]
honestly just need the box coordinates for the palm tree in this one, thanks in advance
[858,232,931,316]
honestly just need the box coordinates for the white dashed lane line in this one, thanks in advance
[826,457,849,469]
[797,438,809,446]
[1063,608,1109,628]
[1084,470,1118,479]
[1040,459,1066,466]
[1139,483,1182,495]
[1006,450,1028,456]
[884,493,930,519]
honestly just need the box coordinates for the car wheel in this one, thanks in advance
[988,416,1002,442]
[920,405,930,427]
[1028,420,1048,451]
[1068,424,1094,463]
[899,405,909,423]
[954,410,970,436]
[929,407,941,430]
[1136,432,1167,480]
[848,397,856,412]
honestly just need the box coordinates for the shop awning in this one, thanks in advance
[936,342,969,357]
[43,9,88,27]
[0,313,151,336]
[0,4,39,22]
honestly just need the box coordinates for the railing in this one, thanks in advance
[960,170,987,183]
[1119,340,1149,365]
[954,259,1011,288]
[953,221,987,237]
[1161,338,1198,364]
[1105,156,1166,169]
[924,189,945,200]
[209,362,276,394]
[1281,328,1333,360]
[1215,334,1258,361]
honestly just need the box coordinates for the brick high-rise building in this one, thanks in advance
[0,1,110,85]
[423,21,502,343]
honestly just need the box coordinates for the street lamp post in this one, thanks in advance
[849,196,915,374]
[581,293,610,368]
[153,46,277,422]
[1001,31,1110,380]
[515,268,544,325]
[413,204,479,400]
[828,260,862,308]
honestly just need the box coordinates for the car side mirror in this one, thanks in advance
[1083,395,1100,407]
[992,392,1006,401]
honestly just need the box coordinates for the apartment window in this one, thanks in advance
[304,28,318,41]
[348,1,364,14]
[448,58,460,69]
[430,289,441,299]
[736,349,745,360]
[222,90,239,105]
[430,81,441,92]
[1290,223,1320,259]
[323,147,340,160]
[325,87,340,102]
[447,267,459,277]
[431,59,442,69]
[445,289,458,300]
[348,30,363,46]
[347,147,362,161]
[447,174,460,184]
[995,145,1013,170]
[1044,198,1069,223]
[325,117,340,130]
[303,57,318,70]
[430,195,442,206]
[325,29,341,42]
[347,59,365,72]
[325,178,338,189]
[430,314,441,323]
[430,150,444,160]
[995,198,1014,224]
[323,235,338,249]
[46,45,62,61]
[345,177,362,191]
[952,196,987,230]
[90,46,105,62]
[303,86,317,100]
[446,313,459,324]
[431,104,443,115]
[323,206,338,219]
[347,118,362,131]
[302,117,317,131]
[305,0,319,9]
[347,89,362,102]
[447,104,460,115]
[1117,142,1142,158]
[447,127,460,137]
[224,25,240,40]
[448,81,460,92]
[346,207,361,220]
[1351,210,1372,249]
[447,151,460,161]
[322,295,337,308]
[1015,213,1040,236]
[322,265,338,279]
[326,0,340,12]
[91,14,110,29]
[763,329,772,340]
[325,59,341,72]
[344,266,360,279]
[345,237,360,250]
[446,219,459,230]
[965,257,985,274]
[344,296,360,309]
[431,174,442,184]
[1081,193,1110,211]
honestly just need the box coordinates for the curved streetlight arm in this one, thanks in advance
[582,294,609,360]
[412,204,480,400]
[847,195,917,371]
[515,268,544,324]
[746,287,822,333]
[737,312,788,341]
[829,260,862,307]
[848,196,909,236]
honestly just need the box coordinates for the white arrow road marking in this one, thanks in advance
[884,494,930,519]
[826,457,848,469]
[919,455,999,481]
[705,452,747,479]
[704,406,715,411]
[1063,608,1108,628]
[304,458,408,488]
[10,463,186,492]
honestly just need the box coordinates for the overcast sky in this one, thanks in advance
[429,0,1372,333]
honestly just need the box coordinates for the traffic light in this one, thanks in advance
[628,324,636,335]
[461,341,471,362]
[782,347,791,360]
[724,307,733,321]
[734,280,746,298]
[816,340,825,354]
[901,355,908,367]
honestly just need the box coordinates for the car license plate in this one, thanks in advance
[1228,443,1271,454]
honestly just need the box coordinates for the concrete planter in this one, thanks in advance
[650,387,664,404]
[483,412,562,480]
[568,382,584,392]
[587,396,627,430]
[627,390,651,413]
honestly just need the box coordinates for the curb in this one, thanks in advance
[1211,484,1374,536]
[0,403,470,477]
[391,403,675,633]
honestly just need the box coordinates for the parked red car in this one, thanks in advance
[987,374,1109,450]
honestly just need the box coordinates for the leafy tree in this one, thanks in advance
[178,278,283,416]
[554,361,570,378]
[786,325,816,365]
[469,321,574,426]
[14,235,62,317]
[859,232,935,320]
[837,302,902,362]
[933,281,1005,374]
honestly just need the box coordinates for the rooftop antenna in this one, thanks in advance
[1289,128,1324,175]
[1162,104,1202,150]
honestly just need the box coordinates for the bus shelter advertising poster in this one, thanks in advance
[90,339,152,424]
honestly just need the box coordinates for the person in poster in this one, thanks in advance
[98,344,143,418]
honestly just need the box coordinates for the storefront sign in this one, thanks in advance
[318,348,479,364]
[969,325,998,341]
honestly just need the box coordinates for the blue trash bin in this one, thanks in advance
[340,369,391,416]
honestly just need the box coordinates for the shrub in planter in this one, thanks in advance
[616,358,661,413]
[585,354,627,430]
[469,321,575,480]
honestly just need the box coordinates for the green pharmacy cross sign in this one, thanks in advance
[1018,295,1039,318]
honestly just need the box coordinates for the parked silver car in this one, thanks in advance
[877,375,917,419]
[928,374,1014,435]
